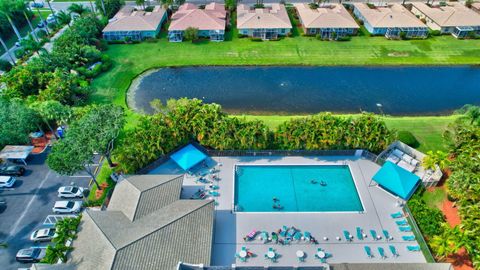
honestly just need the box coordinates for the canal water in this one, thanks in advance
[128,66,480,115]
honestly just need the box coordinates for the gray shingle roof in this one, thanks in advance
[69,174,215,270]
[107,174,183,221]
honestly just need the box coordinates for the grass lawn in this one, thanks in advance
[235,114,457,152]
[421,187,447,210]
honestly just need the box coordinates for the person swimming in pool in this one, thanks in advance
[273,197,279,202]
[273,203,283,210]
[310,179,318,184]
[320,180,327,186]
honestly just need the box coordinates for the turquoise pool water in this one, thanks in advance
[234,165,363,212]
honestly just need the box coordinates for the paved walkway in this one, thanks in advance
[151,155,426,267]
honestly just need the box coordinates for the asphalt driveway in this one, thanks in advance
[0,149,100,269]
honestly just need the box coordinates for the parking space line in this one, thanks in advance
[4,170,51,243]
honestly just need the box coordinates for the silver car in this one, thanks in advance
[30,227,56,242]
[52,200,82,214]
[58,186,84,198]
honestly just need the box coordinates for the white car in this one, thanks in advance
[0,176,16,188]
[58,186,84,198]
[30,227,56,242]
[52,200,82,214]
[46,14,57,24]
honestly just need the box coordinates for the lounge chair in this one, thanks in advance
[208,190,220,197]
[389,245,399,257]
[399,226,412,232]
[190,189,206,199]
[383,230,393,241]
[244,230,257,241]
[364,246,373,258]
[391,212,403,219]
[396,220,408,226]
[272,233,279,243]
[402,235,416,241]
[370,229,380,240]
[261,231,269,243]
[407,245,421,252]
[378,247,386,259]
[356,227,363,240]
[293,232,302,241]
[304,231,312,241]
[343,230,352,241]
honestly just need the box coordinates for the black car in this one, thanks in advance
[0,164,25,176]
[16,247,46,263]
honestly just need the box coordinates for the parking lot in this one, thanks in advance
[0,150,101,270]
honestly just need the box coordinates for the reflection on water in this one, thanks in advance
[130,66,480,115]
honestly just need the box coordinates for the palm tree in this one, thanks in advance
[56,10,72,27]
[0,35,16,65]
[68,3,89,16]
[0,0,23,40]
[19,0,39,41]
[32,1,49,35]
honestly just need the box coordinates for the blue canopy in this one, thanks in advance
[372,161,420,200]
[170,144,208,171]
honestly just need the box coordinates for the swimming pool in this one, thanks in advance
[234,165,364,212]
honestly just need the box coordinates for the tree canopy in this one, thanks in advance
[115,98,393,173]
[0,98,39,148]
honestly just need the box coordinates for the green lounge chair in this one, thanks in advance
[402,235,415,241]
[356,227,363,240]
[370,229,379,240]
[407,245,421,252]
[396,220,408,226]
[343,230,352,241]
[378,247,386,259]
[364,246,373,258]
[391,212,403,218]
[399,226,412,232]
[304,231,312,241]
[389,245,399,257]
[293,231,302,241]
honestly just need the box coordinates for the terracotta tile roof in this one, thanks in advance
[353,3,427,28]
[168,3,227,31]
[103,6,166,32]
[294,3,359,29]
[237,4,292,29]
[412,2,480,27]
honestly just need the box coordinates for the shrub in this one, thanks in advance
[429,30,441,36]
[237,34,247,38]
[408,191,445,238]
[14,48,26,59]
[337,36,352,41]
[184,27,199,42]
[397,130,420,148]
[251,37,263,42]
[0,59,12,72]
[145,6,154,12]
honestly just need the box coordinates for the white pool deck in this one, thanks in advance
[150,155,426,267]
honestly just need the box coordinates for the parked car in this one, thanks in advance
[16,247,46,263]
[52,200,82,214]
[46,14,57,24]
[58,186,84,198]
[0,164,25,176]
[30,227,56,242]
[30,1,44,8]
[0,176,16,188]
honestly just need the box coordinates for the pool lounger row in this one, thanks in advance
[399,226,412,232]
[402,235,416,241]
[365,245,400,258]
